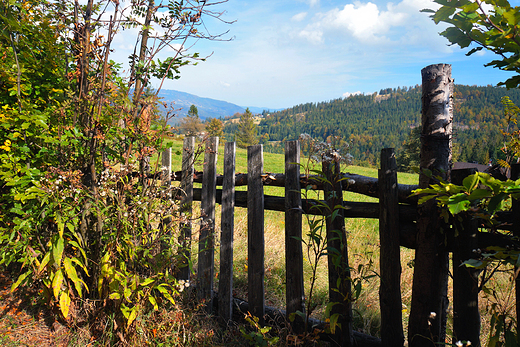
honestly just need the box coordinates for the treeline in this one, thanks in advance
[241,85,520,166]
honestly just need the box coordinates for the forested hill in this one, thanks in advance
[256,85,520,166]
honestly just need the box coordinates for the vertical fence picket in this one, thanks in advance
[452,168,480,346]
[219,142,236,322]
[247,144,265,325]
[323,157,353,347]
[378,148,404,346]
[161,148,171,186]
[179,137,195,281]
[198,137,219,312]
[285,140,305,328]
[512,164,520,336]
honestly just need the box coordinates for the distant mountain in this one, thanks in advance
[157,89,279,121]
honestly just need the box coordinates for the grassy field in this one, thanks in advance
[157,136,418,339]
[152,136,512,345]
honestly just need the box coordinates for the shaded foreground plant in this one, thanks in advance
[0,0,231,343]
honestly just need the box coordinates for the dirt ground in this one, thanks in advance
[0,272,70,346]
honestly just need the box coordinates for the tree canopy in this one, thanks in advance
[235,108,259,148]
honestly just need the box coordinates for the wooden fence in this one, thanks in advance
[156,64,519,347]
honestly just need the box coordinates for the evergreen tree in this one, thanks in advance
[235,108,259,148]
[179,104,204,136]
[397,127,421,172]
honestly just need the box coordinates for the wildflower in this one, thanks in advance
[429,312,436,320]
[455,341,463,347]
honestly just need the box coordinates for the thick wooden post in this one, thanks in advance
[161,148,171,186]
[248,144,265,325]
[219,142,236,322]
[378,148,404,346]
[323,156,353,347]
[198,137,219,312]
[179,137,195,281]
[285,140,305,328]
[452,168,480,346]
[409,64,453,346]
[511,163,520,336]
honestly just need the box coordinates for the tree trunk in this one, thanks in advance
[408,64,453,346]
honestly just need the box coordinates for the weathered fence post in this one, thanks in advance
[409,63,453,346]
[285,140,305,328]
[161,147,171,186]
[198,136,219,312]
[323,155,353,347]
[511,163,520,335]
[451,168,480,346]
[179,137,195,281]
[378,148,404,346]
[248,144,265,325]
[219,142,236,322]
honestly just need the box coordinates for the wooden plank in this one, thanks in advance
[179,137,195,281]
[247,144,265,325]
[191,188,418,221]
[171,171,418,204]
[451,168,480,346]
[323,157,353,347]
[409,64,453,346]
[284,140,305,328]
[219,142,236,322]
[378,148,404,346]
[197,136,219,312]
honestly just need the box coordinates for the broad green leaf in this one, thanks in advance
[463,174,479,191]
[63,257,83,298]
[38,251,51,275]
[329,313,341,335]
[52,235,64,265]
[11,272,30,293]
[448,193,470,214]
[148,296,158,310]
[467,188,492,200]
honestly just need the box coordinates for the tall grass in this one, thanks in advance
[160,136,508,345]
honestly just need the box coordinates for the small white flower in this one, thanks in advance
[123,212,128,217]
[455,341,463,347]
[466,342,472,346]
[429,312,437,320]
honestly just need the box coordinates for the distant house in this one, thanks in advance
[453,162,508,180]
[452,162,490,172]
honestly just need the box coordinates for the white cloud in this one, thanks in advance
[292,12,308,22]
[296,0,443,46]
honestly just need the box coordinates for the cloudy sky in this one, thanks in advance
[111,0,518,110]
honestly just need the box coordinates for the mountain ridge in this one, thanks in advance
[157,89,281,120]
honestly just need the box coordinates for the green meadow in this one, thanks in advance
[160,136,418,338]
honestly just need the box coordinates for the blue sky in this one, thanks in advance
[112,0,519,109]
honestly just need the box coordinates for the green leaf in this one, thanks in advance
[53,235,64,265]
[329,313,341,335]
[63,257,83,298]
[148,296,158,310]
[448,193,471,214]
[11,272,30,292]
[38,252,51,275]
[463,174,478,191]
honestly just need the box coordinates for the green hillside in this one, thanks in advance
[229,85,520,166]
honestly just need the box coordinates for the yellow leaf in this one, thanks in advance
[59,291,71,319]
